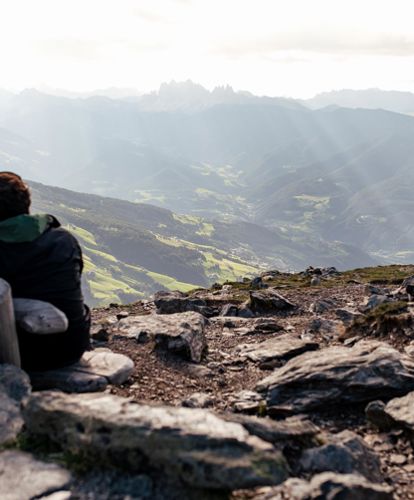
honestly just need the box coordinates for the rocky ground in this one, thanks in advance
[3,265,414,499]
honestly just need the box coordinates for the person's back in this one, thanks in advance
[0,172,90,371]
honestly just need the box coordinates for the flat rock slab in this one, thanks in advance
[29,349,134,393]
[24,391,289,491]
[117,312,207,362]
[235,334,319,368]
[0,450,71,500]
[249,289,296,315]
[259,473,393,500]
[0,364,31,445]
[382,391,414,431]
[256,340,414,414]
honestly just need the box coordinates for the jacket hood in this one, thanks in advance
[0,214,59,243]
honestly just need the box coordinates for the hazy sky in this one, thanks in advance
[1,0,414,98]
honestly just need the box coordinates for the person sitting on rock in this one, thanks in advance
[0,171,91,371]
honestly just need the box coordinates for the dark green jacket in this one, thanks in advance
[0,214,90,370]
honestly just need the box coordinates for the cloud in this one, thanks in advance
[213,32,414,58]
[32,37,168,62]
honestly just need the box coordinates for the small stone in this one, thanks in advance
[182,392,215,408]
[335,308,365,325]
[231,390,266,414]
[220,304,240,317]
[389,453,407,466]
[310,276,321,286]
[186,364,214,378]
[309,299,336,314]
[365,400,394,430]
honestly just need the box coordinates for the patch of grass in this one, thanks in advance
[146,270,200,292]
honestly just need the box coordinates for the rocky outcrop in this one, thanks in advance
[117,312,207,362]
[0,450,72,500]
[24,391,289,490]
[256,340,414,414]
[0,364,31,445]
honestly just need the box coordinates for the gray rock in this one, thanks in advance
[238,305,255,318]
[0,364,31,445]
[259,472,393,500]
[310,276,321,286]
[363,294,392,311]
[365,400,395,430]
[153,291,209,315]
[299,430,382,482]
[405,342,414,357]
[309,299,336,314]
[336,308,365,325]
[118,312,207,362]
[13,298,69,334]
[29,349,134,393]
[0,363,31,402]
[235,334,319,368]
[365,285,384,296]
[0,450,71,500]
[70,471,154,500]
[224,414,319,447]
[256,340,414,415]
[182,392,215,408]
[220,303,240,317]
[24,391,289,490]
[230,390,266,414]
[381,390,414,432]
[402,275,414,296]
[307,318,343,337]
[249,289,296,315]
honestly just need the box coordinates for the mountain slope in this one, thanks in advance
[29,182,375,305]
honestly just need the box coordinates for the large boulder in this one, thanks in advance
[0,450,71,500]
[117,312,207,362]
[256,340,414,415]
[235,334,319,368]
[248,289,296,315]
[24,391,289,491]
[0,364,31,445]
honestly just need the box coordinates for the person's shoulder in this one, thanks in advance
[42,216,81,247]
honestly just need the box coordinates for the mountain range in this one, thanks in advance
[1,81,414,303]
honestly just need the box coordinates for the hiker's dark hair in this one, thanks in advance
[0,172,31,222]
